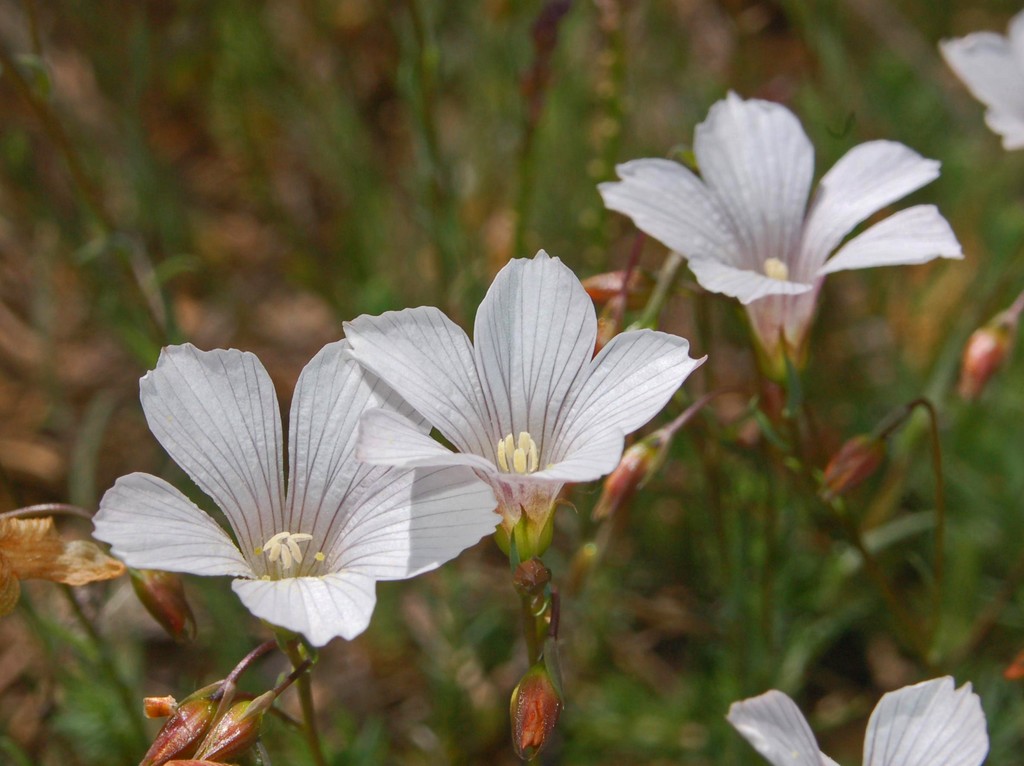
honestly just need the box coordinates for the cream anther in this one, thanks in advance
[763,257,789,281]
[497,431,539,474]
[261,531,313,571]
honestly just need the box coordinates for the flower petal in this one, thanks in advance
[941,21,1024,150]
[726,690,830,766]
[863,677,988,766]
[94,473,253,577]
[598,158,738,259]
[285,340,425,551]
[695,92,814,273]
[799,141,941,275]
[140,344,285,555]
[355,408,496,474]
[328,465,497,579]
[688,257,815,305]
[472,252,596,459]
[345,307,492,458]
[232,571,377,646]
[550,330,704,473]
[817,205,963,276]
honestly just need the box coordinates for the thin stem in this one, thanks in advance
[0,503,94,521]
[913,399,946,642]
[635,250,685,329]
[282,638,328,766]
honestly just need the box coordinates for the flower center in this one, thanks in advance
[256,531,313,572]
[763,257,789,281]
[497,431,539,474]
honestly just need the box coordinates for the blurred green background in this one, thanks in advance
[2,1,1024,764]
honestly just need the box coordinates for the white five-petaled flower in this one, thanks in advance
[599,92,963,377]
[727,677,989,766]
[941,10,1024,150]
[344,251,704,549]
[92,342,498,647]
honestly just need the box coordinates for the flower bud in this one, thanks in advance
[131,569,197,642]
[582,269,653,309]
[820,434,886,502]
[592,440,659,521]
[958,311,1017,400]
[140,683,221,766]
[194,691,274,763]
[1005,647,1024,680]
[510,660,562,760]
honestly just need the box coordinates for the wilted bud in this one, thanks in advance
[593,440,659,521]
[510,659,562,760]
[144,695,178,719]
[512,558,551,598]
[194,691,274,763]
[140,683,221,766]
[820,434,886,502]
[958,311,1017,400]
[131,569,196,642]
[582,269,653,309]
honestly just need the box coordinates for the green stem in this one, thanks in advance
[635,251,684,329]
[282,638,328,766]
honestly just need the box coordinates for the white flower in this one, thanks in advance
[727,677,989,766]
[344,251,704,552]
[598,93,962,376]
[941,10,1024,150]
[92,342,497,646]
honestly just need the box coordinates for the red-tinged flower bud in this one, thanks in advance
[131,569,197,642]
[140,683,222,766]
[510,660,562,760]
[820,434,886,502]
[194,691,274,763]
[163,761,232,765]
[1004,647,1024,680]
[582,270,653,309]
[594,308,621,356]
[592,440,658,521]
[958,312,1017,400]
[144,695,178,719]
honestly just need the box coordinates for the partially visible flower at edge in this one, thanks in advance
[0,515,125,616]
[941,10,1024,151]
[93,342,498,647]
[599,92,962,379]
[727,676,988,766]
[344,251,704,559]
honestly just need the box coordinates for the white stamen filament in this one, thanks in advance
[763,257,789,281]
[496,431,539,474]
[260,531,313,571]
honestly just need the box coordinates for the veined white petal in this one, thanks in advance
[553,330,704,467]
[863,677,988,766]
[529,429,626,483]
[726,690,830,766]
[688,258,814,305]
[818,205,963,276]
[328,465,497,579]
[286,340,424,551]
[473,251,597,457]
[232,571,377,646]
[140,344,284,556]
[599,158,738,260]
[345,307,493,458]
[695,92,814,273]
[356,408,496,474]
[941,21,1024,150]
[799,141,941,275]
[94,473,253,577]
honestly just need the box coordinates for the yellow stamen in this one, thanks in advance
[497,431,540,474]
[260,531,314,572]
[763,257,789,281]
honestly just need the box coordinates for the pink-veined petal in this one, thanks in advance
[688,258,815,304]
[356,408,496,474]
[140,344,284,556]
[328,465,497,579]
[695,92,814,273]
[726,690,831,766]
[472,251,596,461]
[232,571,377,646]
[94,473,252,577]
[598,158,738,260]
[285,340,425,553]
[941,23,1024,150]
[552,330,704,468]
[818,205,962,276]
[345,307,493,458]
[863,677,988,766]
[799,141,941,276]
